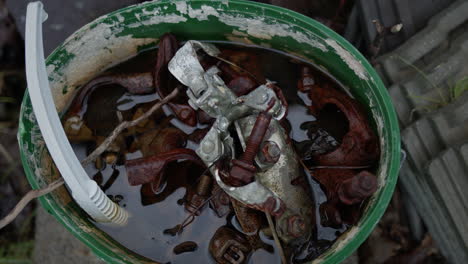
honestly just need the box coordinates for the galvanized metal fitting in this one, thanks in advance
[167,40,313,246]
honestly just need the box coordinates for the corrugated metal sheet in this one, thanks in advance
[374,1,468,262]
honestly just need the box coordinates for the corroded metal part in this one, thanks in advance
[209,226,252,264]
[154,34,197,126]
[173,241,198,255]
[188,127,210,143]
[185,174,212,215]
[210,183,232,217]
[67,72,154,116]
[229,112,272,186]
[231,199,265,250]
[228,75,257,96]
[189,70,285,168]
[338,170,377,205]
[259,141,281,164]
[308,84,380,166]
[212,167,284,216]
[231,199,263,235]
[168,40,309,245]
[125,148,204,186]
[236,115,314,245]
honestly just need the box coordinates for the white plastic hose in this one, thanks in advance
[25,1,128,225]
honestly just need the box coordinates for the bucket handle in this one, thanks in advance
[25,1,128,225]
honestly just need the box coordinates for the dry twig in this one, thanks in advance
[81,87,180,166]
[0,178,64,229]
[266,212,287,264]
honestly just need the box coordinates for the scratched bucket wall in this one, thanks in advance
[17,1,400,263]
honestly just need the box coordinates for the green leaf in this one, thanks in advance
[453,77,468,99]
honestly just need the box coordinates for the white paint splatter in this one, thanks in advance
[175,1,188,14]
[134,12,141,22]
[325,38,368,80]
[216,13,327,51]
[127,14,187,27]
[141,7,161,16]
[116,14,125,23]
[188,5,219,20]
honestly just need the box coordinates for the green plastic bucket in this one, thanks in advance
[18,0,400,263]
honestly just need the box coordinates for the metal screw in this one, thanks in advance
[229,112,272,186]
[260,141,281,164]
[239,112,272,163]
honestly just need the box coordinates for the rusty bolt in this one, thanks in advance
[229,112,272,186]
[260,141,281,164]
[185,175,212,215]
[338,171,377,205]
[239,112,272,163]
[287,215,306,238]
